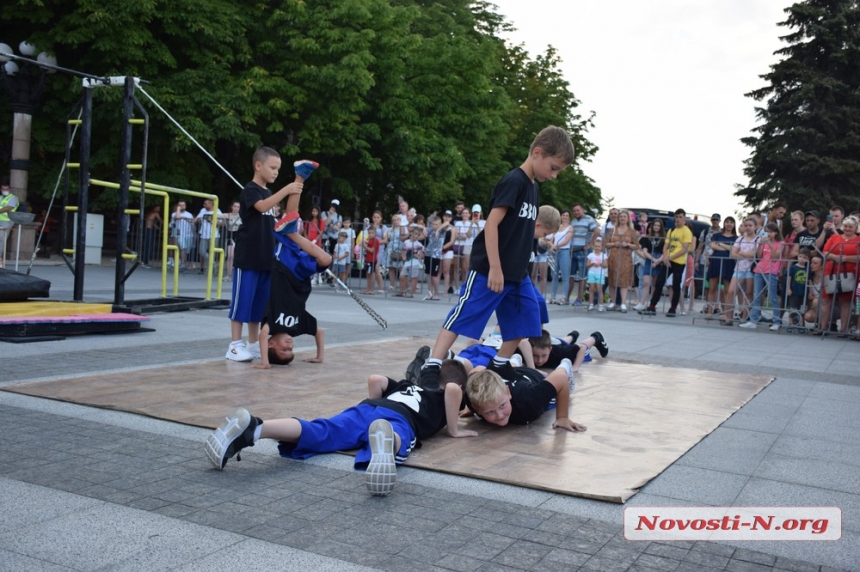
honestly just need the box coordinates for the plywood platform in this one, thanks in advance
[3,337,773,503]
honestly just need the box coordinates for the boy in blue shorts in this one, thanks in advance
[227,148,318,362]
[204,361,475,496]
[420,125,573,387]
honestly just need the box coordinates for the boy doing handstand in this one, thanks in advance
[204,361,475,496]
[420,127,572,387]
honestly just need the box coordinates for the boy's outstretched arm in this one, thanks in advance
[255,182,303,214]
[483,206,508,292]
[546,374,587,432]
[253,323,272,370]
[286,232,333,268]
[304,327,324,363]
[445,383,478,438]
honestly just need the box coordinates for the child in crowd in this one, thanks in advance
[464,359,587,432]
[397,225,425,298]
[333,230,352,285]
[586,238,608,311]
[740,222,786,331]
[419,126,573,388]
[227,148,316,362]
[785,247,810,327]
[204,361,475,496]
[423,215,445,300]
[361,227,383,295]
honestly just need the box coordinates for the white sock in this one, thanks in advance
[423,357,442,369]
[492,356,510,367]
[253,424,262,442]
[230,340,243,348]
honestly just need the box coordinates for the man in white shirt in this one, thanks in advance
[196,199,223,274]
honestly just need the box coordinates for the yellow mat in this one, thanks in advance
[2,338,773,503]
[0,301,113,317]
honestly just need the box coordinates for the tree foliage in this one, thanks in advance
[0,0,600,217]
[738,0,860,214]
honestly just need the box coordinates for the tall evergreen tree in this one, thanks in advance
[738,0,860,213]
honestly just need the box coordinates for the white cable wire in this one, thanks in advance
[136,85,243,189]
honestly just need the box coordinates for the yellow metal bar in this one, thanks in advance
[68,119,82,125]
[67,163,80,168]
[130,180,217,202]
[62,249,75,255]
[121,253,137,260]
[126,164,143,170]
[128,118,145,124]
[65,206,79,212]
[124,209,140,215]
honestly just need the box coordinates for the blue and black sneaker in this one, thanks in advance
[294,160,319,180]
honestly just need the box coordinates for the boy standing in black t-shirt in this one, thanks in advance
[226,146,318,362]
[421,126,573,386]
[204,361,475,496]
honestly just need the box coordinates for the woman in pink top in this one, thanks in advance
[740,223,786,331]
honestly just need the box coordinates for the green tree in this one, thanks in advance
[0,0,601,221]
[738,0,860,214]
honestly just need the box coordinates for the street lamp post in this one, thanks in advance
[0,41,56,207]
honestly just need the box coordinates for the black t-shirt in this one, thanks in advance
[470,167,539,281]
[794,227,831,250]
[361,378,447,440]
[264,264,317,337]
[545,342,582,370]
[234,181,276,270]
[639,236,665,258]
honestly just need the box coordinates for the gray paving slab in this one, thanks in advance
[2,265,859,571]
[675,426,778,475]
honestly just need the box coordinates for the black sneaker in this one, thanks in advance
[204,408,261,470]
[666,309,677,317]
[567,330,580,344]
[448,286,454,294]
[419,362,441,390]
[640,307,656,316]
[590,331,609,358]
[406,345,430,384]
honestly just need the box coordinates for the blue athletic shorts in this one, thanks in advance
[229,268,270,323]
[273,233,325,282]
[276,404,416,469]
[442,271,542,340]
[458,344,498,369]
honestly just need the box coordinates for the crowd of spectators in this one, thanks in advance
[128,194,860,340]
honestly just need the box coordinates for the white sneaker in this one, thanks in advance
[607,303,616,310]
[739,321,757,329]
[633,303,645,311]
[226,341,254,362]
[365,419,397,496]
[588,304,594,311]
[246,342,262,359]
[509,354,524,368]
[769,324,781,332]
[598,305,606,312]
[620,304,628,313]
[560,358,576,392]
